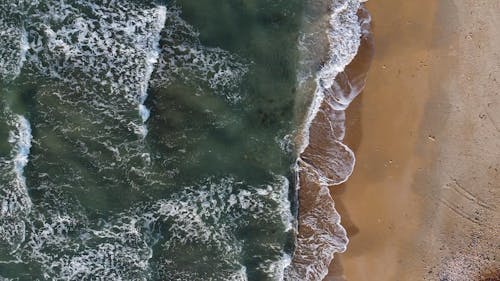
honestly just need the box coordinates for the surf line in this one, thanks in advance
[136,5,167,139]
[286,0,374,280]
[2,113,33,216]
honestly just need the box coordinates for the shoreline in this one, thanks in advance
[286,2,374,280]
[326,0,499,280]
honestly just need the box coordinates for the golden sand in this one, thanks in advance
[324,0,499,280]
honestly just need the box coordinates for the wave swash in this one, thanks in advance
[285,0,374,280]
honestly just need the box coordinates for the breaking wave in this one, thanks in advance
[0,111,33,255]
[0,1,291,280]
[0,176,292,280]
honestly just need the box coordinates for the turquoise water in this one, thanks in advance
[0,0,304,279]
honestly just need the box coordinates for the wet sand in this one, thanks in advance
[325,0,499,280]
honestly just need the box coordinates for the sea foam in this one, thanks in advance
[0,2,293,280]
[2,114,33,216]
[151,6,249,104]
[0,22,29,82]
[9,115,32,193]
[1,173,292,280]
[286,0,373,280]
[136,5,167,138]
[0,112,33,256]
[297,0,362,155]
[23,1,169,138]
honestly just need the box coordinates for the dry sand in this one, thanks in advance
[324,0,499,280]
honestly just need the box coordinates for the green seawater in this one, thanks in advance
[0,0,304,280]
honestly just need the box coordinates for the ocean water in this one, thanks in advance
[0,0,370,280]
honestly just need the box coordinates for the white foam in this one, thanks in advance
[152,7,249,103]
[152,177,294,279]
[0,113,33,257]
[287,1,371,280]
[262,253,292,281]
[0,22,29,81]
[17,211,153,280]
[0,3,292,279]
[138,104,151,123]
[270,175,294,232]
[136,5,167,137]
[297,0,362,155]
[1,114,33,216]
[6,176,292,279]
[8,115,32,183]
[18,29,29,75]
[284,185,348,281]
[23,1,171,138]
[228,266,248,281]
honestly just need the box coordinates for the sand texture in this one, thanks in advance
[325,0,499,280]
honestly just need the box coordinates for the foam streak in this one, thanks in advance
[3,114,33,215]
[137,5,167,138]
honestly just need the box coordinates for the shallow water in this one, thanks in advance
[285,1,373,280]
[0,0,369,280]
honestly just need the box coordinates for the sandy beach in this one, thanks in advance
[325,0,499,280]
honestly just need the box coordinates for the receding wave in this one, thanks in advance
[284,0,374,280]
